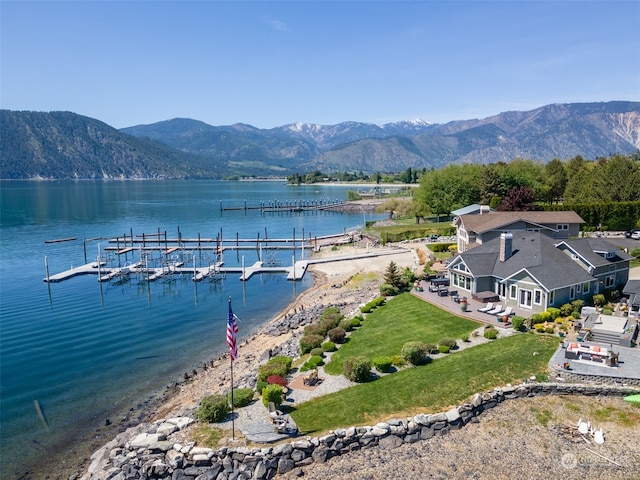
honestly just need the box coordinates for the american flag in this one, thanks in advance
[227,297,239,361]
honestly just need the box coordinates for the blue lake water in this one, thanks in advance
[0,180,380,479]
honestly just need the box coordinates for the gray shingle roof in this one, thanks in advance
[456,210,585,234]
[456,231,601,290]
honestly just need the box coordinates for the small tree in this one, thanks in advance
[383,261,404,289]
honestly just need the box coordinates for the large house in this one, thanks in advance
[453,210,585,253]
[447,231,632,314]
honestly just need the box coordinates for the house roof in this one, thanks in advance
[556,238,635,267]
[453,231,602,291]
[451,204,490,216]
[623,279,640,307]
[455,210,585,234]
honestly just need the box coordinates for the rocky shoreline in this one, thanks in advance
[38,243,416,480]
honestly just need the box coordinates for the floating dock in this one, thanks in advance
[43,228,370,284]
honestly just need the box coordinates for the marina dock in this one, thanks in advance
[43,227,370,284]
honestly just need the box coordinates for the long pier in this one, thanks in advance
[219,199,346,213]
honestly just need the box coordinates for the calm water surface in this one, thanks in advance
[0,180,379,478]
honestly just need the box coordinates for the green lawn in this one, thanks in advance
[324,293,480,375]
[290,333,559,434]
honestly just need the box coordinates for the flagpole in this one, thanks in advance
[230,350,235,440]
[227,296,238,440]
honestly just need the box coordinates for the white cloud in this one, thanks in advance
[264,17,288,32]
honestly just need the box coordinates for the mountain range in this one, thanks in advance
[1,101,639,179]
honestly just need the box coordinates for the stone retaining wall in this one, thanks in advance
[81,382,639,480]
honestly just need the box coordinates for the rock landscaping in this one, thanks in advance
[80,382,639,480]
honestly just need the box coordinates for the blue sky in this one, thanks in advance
[1,1,639,129]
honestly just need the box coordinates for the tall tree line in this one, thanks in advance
[412,154,640,225]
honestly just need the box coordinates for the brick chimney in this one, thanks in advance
[499,233,513,262]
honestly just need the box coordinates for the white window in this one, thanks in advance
[605,276,614,288]
[557,224,569,231]
[582,282,590,294]
[549,291,555,305]
[510,285,517,299]
[534,290,542,305]
[570,285,575,300]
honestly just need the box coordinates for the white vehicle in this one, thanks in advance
[631,230,640,240]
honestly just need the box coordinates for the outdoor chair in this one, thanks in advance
[303,368,320,386]
[268,402,286,424]
[496,306,513,317]
[486,304,504,315]
[478,302,495,313]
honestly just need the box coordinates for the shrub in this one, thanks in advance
[339,319,354,332]
[352,314,364,323]
[343,356,371,382]
[439,337,457,349]
[461,334,470,342]
[534,324,545,333]
[227,388,254,408]
[321,341,336,352]
[266,375,288,387]
[546,307,561,319]
[304,324,326,337]
[545,326,555,334]
[321,306,342,318]
[372,356,393,373]
[484,328,498,340]
[261,384,284,408]
[531,313,544,325]
[538,311,552,323]
[258,357,291,382]
[560,303,573,316]
[592,294,606,307]
[300,334,324,354]
[571,299,584,313]
[572,311,581,319]
[270,355,292,369]
[301,355,324,371]
[350,318,361,328]
[328,327,347,344]
[401,341,429,365]
[438,345,450,354]
[379,283,399,297]
[195,395,230,423]
[256,380,268,395]
[310,347,325,357]
[424,343,438,355]
[511,316,525,332]
[602,308,613,316]
[391,355,407,367]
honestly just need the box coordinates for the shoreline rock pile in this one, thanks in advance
[81,382,639,480]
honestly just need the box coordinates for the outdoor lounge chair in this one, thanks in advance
[486,304,504,315]
[477,302,494,313]
[495,306,513,317]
